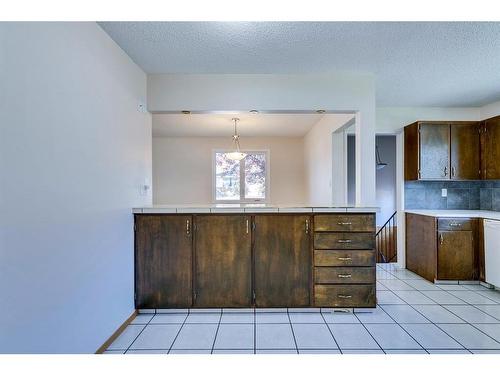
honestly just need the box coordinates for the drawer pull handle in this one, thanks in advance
[246,219,249,234]
[305,219,310,234]
[338,274,352,278]
[449,223,461,227]
[338,222,352,225]
[337,239,352,243]
[186,219,190,235]
[338,294,352,299]
[338,257,352,261]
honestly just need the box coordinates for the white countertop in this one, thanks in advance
[133,204,380,214]
[405,209,500,221]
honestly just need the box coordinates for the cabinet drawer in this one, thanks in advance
[314,284,376,308]
[315,267,375,284]
[314,250,375,267]
[438,218,474,231]
[314,233,375,249]
[314,214,375,232]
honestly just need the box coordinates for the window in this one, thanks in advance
[214,151,269,203]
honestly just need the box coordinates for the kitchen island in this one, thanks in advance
[133,205,378,309]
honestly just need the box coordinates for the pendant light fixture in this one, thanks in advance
[376,145,388,170]
[226,118,247,161]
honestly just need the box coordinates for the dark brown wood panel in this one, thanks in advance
[437,230,475,280]
[254,215,311,307]
[406,213,437,282]
[194,215,252,307]
[482,116,500,179]
[135,215,193,308]
[438,218,474,231]
[314,232,374,250]
[404,122,419,181]
[419,123,450,180]
[314,250,375,267]
[315,267,375,284]
[314,214,375,232]
[450,123,480,180]
[314,284,375,308]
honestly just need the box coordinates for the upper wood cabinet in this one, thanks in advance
[481,116,500,179]
[404,121,480,181]
[254,215,311,307]
[194,215,252,308]
[135,215,193,308]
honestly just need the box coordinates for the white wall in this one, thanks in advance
[376,107,481,134]
[304,114,355,205]
[0,23,152,353]
[148,73,377,206]
[153,137,306,205]
[481,100,500,120]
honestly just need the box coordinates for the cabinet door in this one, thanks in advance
[135,215,193,308]
[419,123,450,179]
[450,123,480,180]
[437,231,475,280]
[194,215,252,307]
[481,117,500,179]
[254,215,311,307]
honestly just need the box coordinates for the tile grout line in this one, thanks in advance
[286,309,299,354]
[167,310,190,354]
[254,308,256,354]
[210,310,223,354]
[384,268,499,352]
[320,311,343,354]
[351,311,386,353]
[123,312,156,354]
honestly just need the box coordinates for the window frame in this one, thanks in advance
[212,149,270,204]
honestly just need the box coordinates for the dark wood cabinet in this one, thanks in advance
[405,121,480,181]
[134,212,376,309]
[406,213,479,282]
[135,215,193,308]
[254,215,311,307]
[481,116,500,179]
[194,215,252,307]
[450,123,480,180]
[437,230,475,280]
[419,123,450,180]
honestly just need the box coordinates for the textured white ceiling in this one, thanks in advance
[99,22,500,107]
[152,113,327,137]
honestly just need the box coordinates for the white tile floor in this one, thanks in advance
[105,264,500,354]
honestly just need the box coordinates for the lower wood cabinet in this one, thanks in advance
[406,213,479,282]
[194,215,252,308]
[135,215,193,308]
[134,212,376,309]
[254,215,311,307]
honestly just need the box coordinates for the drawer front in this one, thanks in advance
[438,218,474,231]
[314,250,375,267]
[314,214,375,232]
[314,284,376,308]
[314,233,375,250]
[315,267,375,284]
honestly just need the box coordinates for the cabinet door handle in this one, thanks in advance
[338,257,352,261]
[338,239,352,243]
[443,166,448,177]
[337,274,352,278]
[337,222,352,225]
[186,219,190,235]
[440,233,444,245]
[246,219,249,234]
[305,219,310,234]
[338,294,352,299]
[451,166,456,177]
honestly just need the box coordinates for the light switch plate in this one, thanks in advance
[441,188,448,197]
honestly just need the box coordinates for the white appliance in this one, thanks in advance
[484,219,500,288]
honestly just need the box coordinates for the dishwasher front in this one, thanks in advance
[484,219,500,288]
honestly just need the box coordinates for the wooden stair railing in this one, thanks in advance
[376,211,397,263]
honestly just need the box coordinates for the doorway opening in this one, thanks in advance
[348,134,397,263]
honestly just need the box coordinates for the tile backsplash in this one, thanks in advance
[405,180,500,211]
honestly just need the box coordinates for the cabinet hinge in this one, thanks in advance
[252,221,256,231]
